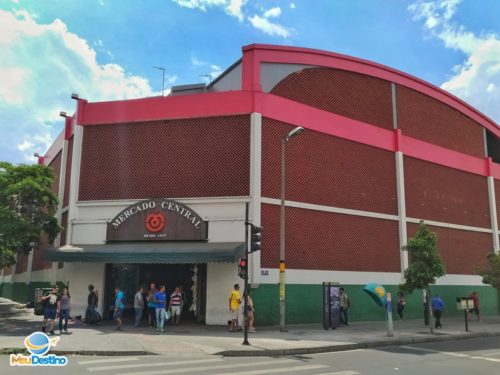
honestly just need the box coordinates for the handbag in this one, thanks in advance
[164,309,171,320]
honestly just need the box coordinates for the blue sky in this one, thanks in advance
[1,0,499,163]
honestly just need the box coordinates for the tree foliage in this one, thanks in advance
[477,252,500,290]
[400,222,446,295]
[0,162,60,268]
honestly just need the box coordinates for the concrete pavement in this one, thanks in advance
[1,297,499,357]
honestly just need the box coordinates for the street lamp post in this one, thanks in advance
[153,66,166,96]
[280,126,304,332]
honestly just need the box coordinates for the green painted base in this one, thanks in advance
[251,284,500,326]
[0,282,52,304]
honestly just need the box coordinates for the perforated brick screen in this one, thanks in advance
[396,85,485,158]
[79,116,250,200]
[270,67,394,130]
[262,118,398,214]
[48,151,61,196]
[404,156,490,228]
[63,137,73,207]
[261,203,401,272]
[407,223,492,275]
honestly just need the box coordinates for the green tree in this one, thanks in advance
[477,252,500,291]
[400,222,446,333]
[0,162,60,268]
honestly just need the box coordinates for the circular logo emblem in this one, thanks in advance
[145,210,166,233]
[24,332,52,356]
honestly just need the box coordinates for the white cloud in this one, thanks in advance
[409,0,500,124]
[0,9,159,163]
[263,7,281,18]
[172,0,247,21]
[191,54,207,66]
[248,14,291,38]
[290,3,296,9]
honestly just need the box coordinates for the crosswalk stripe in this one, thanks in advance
[401,345,500,363]
[217,364,328,375]
[87,358,221,372]
[118,359,298,375]
[78,357,139,365]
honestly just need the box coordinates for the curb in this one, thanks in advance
[216,331,500,357]
[0,349,155,357]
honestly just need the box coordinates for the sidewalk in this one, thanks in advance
[1,297,499,357]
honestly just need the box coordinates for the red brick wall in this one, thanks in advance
[397,85,485,158]
[407,223,492,275]
[261,204,400,272]
[495,179,500,230]
[63,137,73,208]
[262,118,398,214]
[32,234,53,272]
[271,67,393,130]
[15,252,28,274]
[404,157,490,228]
[79,116,250,200]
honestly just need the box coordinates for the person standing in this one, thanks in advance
[155,285,167,333]
[228,284,241,332]
[431,294,445,329]
[134,286,144,327]
[114,287,125,331]
[169,287,182,325]
[397,292,406,320]
[85,284,99,325]
[245,290,256,333]
[146,283,156,328]
[468,291,480,321]
[41,286,60,335]
[59,288,71,333]
[339,287,350,326]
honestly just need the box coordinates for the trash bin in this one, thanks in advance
[34,288,52,316]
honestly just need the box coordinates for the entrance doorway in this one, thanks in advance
[104,263,207,323]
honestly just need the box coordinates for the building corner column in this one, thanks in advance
[487,174,499,253]
[249,112,262,286]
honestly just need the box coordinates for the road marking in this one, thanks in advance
[78,357,139,365]
[218,364,328,375]
[483,351,500,356]
[312,372,361,375]
[87,358,221,371]
[120,358,298,375]
[401,346,500,363]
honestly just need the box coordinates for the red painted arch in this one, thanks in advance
[242,44,499,136]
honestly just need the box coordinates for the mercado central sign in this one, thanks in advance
[106,199,208,242]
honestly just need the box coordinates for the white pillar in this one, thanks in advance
[396,151,409,272]
[66,124,84,245]
[249,112,262,286]
[487,176,499,253]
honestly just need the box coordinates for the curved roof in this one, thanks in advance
[242,44,499,137]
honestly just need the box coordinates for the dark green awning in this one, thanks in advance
[45,242,245,264]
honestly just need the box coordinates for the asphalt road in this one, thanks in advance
[2,336,500,375]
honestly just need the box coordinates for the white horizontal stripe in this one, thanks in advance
[261,269,485,286]
[78,357,139,365]
[121,359,297,375]
[261,197,492,234]
[219,364,328,375]
[406,217,492,234]
[313,371,360,375]
[87,358,221,372]
[401,346,500,363]
[261,197,399,222]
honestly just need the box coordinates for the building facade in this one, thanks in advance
[1,44,499,324]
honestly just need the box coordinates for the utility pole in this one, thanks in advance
[153,66,166,96]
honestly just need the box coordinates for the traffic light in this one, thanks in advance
[250,224,263,253]
[238,258,248,279]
